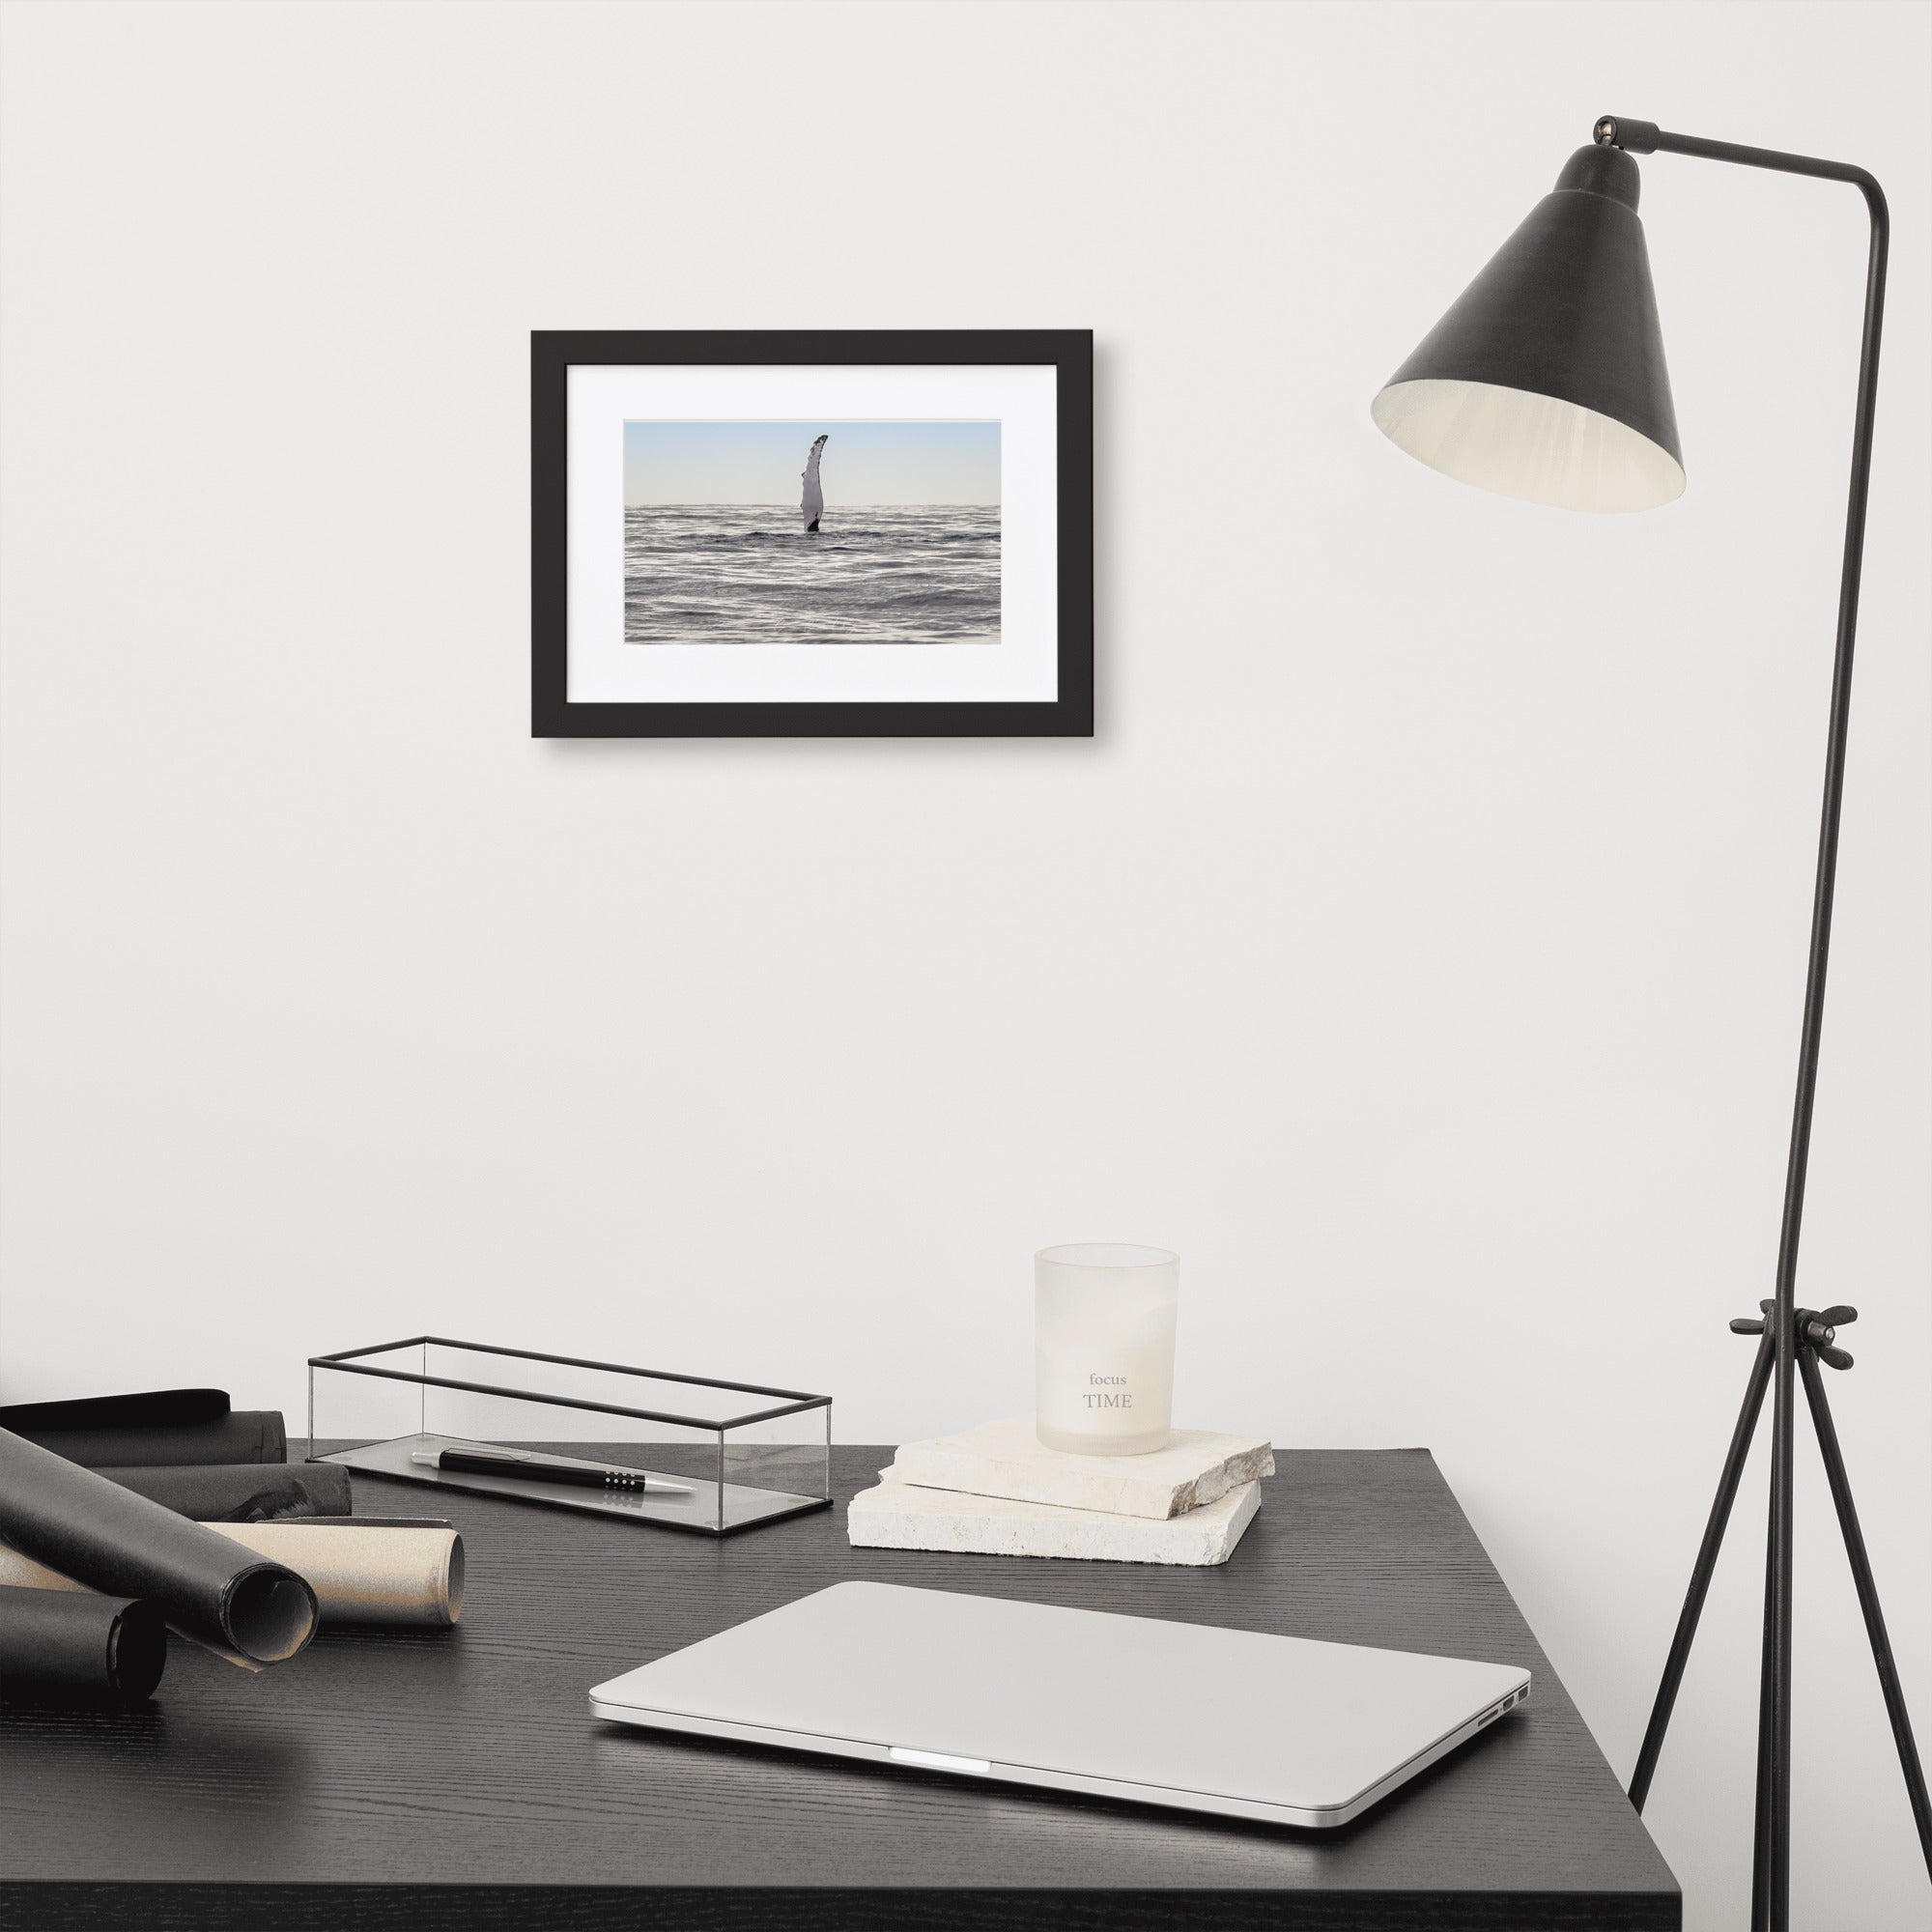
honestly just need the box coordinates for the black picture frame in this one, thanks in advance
[531,329,1094,738]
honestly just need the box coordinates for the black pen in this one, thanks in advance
[410,1443,692,1495]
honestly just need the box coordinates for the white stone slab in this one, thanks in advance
[847,1466,1261,1566]
[890,1414,1274,1520]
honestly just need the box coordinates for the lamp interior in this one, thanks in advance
[1373,377,1686,514]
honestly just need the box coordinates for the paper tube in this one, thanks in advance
[97,1463,353,1521]
[0,1428,316,1668]
[0,1388,229,1432]
[0,1388,287,1466]
[4,1413,286,1468]
[0,1519,464,1629]
[212,1520,464,1626]
[0,1583,168,1703]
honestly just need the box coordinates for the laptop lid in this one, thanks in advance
[589,1580,1530,1828]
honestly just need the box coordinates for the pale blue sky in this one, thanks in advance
[624,419,1000,506]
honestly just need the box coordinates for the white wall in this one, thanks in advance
[2,2,1925,1923]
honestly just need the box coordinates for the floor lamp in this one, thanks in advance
[1369,116,1927,1931]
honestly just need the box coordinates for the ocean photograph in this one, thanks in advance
[622,420,1000,646]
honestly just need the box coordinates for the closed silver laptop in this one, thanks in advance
[589,1580,1530,1828]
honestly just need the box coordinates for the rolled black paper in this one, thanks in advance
[97,1463,353,1521]
[0,1584,168,1703]
[0,1389,229,1433]
[1,1410,286,1468]
[0,1428,316,1667]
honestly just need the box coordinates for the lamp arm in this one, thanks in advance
[1594,114,1885,205]
[1596,115,1891,1932]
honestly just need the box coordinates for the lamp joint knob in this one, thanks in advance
[1595,115,1661,154]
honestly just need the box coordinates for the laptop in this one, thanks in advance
[588,1580,1530,1828]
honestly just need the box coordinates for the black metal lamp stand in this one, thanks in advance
[1373,116,1924,1931]
[1585,119,1927,1932]
[1626,1295,1931,1926]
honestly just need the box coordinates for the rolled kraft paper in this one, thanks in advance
[4,1411,286,1468]
[211,1521,464,1626]
[0,1584,168,1704]
[0,1520,463,1629]
[0,1428,316,1669]
[98,1463,354,1521]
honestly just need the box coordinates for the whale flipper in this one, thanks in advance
[801,434,828,533]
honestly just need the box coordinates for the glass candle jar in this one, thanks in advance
[1034,1243,1179,1456]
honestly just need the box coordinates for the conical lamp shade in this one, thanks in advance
[1373,145,1684,512]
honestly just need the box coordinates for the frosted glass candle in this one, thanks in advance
[1034,1243,1179,1457]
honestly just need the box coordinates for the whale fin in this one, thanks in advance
[801,433,828,532]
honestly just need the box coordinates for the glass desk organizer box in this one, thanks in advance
[307,1338,832,1535]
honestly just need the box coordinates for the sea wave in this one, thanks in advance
[624,503,1000,645]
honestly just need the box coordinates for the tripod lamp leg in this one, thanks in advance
[1751,1463,1779,1932]
[1630,1328,1776,1811]
[1798,1348,1932,1873]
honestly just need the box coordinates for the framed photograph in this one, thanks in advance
[531,330,1093,738]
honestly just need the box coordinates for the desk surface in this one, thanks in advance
[1,1445,1678,1931]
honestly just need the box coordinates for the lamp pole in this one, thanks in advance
[1375,113,1923,1929]
[1591,118,1911,1932]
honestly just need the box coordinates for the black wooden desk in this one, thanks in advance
[1,1446,1677,1930]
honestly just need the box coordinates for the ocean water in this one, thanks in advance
[624,503,1000,645]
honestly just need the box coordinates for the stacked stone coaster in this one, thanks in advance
[846,1416,1274,1567]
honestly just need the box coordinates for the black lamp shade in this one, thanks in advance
[1373,146,1684,512]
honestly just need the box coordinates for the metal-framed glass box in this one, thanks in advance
[308,1337,832,1536]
